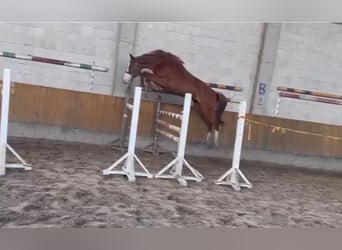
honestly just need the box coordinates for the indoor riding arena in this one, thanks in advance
[0,23,342,228]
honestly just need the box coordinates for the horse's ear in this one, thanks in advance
[129,53,134,60]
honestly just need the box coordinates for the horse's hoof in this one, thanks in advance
[206,144,214,149]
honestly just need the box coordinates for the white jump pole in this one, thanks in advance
[154,93,204,186]
[103,87,153,181]
[215,100,252,191]
[0,68,31,176]
[174,93,192,177]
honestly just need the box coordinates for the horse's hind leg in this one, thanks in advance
[206,125,213,148]
[211,119,222,148]
[206,130,211,145]
[203,119,215,148]
[193,102,213,148]
[213,129,219,148]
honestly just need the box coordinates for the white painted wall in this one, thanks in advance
[0,22,264,109]
[133,23,263,111]
[1,22,342,126]
[268,23,342,125]
[0,23,119,94]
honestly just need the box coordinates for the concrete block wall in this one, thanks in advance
[1,22,342,126]
[133,23,264,112]
[266,23,342,125]
[0,23,119,94]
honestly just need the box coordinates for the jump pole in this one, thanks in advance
[122,82,243,155]
[207,83,243,92]
[274,87,342,115]
[215,101,252,191]
[142,95,169,154]
[103,87,153,181]
[277,86,342,100]
[0,51,108,72]
[0,68,32,176]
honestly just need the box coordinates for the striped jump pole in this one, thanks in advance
[103,87,153,181]
[277,86,342,100]
[126,103,134,111]
[159,110,183,120]
[154,93,204,187]
[279,92,342,105]
[0,68,32,176]
[0,51,108,72]
[156,129,180,143]
[207,83,243,110]
[208,83,243,92]
[275,86,342,115]
[156,119,181,133]
[142,83,243,155]
[215,101,252,191]
[142,95,168,154]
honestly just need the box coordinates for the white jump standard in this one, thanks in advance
[154,93,204,187]
[103,87,153,181]
[215,101,252,191]
[0,69,31,176]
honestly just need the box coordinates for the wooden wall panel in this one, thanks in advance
[41,87,75,126]
[138,101,155,136]
[10,83,46,123]
[100,96,114,132]
[1,82,342,158]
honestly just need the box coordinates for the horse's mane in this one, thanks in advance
[137,50,185,68]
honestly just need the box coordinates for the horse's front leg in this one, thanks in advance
[146,80,165,92]
[140,70,166,93]
[139,75,146,89]
[192,101,214,148]
[139,75,156,91]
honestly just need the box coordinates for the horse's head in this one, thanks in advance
[123,53,154,84]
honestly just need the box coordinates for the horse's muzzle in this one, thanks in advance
[123,71,133,84]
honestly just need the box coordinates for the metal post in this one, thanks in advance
[142,94,168,154]
[152,95,162,154]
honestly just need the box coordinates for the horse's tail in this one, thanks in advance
[215,92,228,125]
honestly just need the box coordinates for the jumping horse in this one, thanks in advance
[123,49,228,147]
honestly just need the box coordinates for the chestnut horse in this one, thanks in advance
[123,49,228,147]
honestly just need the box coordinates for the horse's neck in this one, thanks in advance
[140,54,180,70]
[184,68,205,84]
[141,56,208,87]
[140,60,160,70]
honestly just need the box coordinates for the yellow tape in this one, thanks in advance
[248,121,252,141]
[271,126,286,134]
[244,118,342,141]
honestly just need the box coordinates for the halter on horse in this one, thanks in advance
[123,49,228,148]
